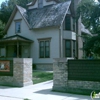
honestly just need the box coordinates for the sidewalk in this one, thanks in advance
[0,80,91,100]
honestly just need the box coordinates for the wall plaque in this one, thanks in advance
[0,59,13,76]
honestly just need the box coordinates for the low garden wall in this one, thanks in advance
[0,58,33,87]
[53,58,100,94]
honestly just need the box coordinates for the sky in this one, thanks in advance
[0,0,5,5]
[0,0,99,5]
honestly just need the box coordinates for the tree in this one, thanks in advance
[77,0,100,57]
[0,20,5,38]
[0,0,33,37]
[84,34,100,57]
[0,0,33,24]
[77,0,100,34]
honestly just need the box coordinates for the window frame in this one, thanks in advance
[73,40,76,57]
[64,15,71,31]
[38,38,51,58]
[14,19,22,34]
[72,18,76,32]
[65,40,76,57]
[65,40,71,57]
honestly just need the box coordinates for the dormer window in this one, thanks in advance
[38,0,43,8]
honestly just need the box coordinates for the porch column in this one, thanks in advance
[17,42,19,58]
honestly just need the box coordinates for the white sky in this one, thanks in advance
[0,0,5,5]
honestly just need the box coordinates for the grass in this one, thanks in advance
[33,71,53,84]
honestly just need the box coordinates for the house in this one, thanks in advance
[0,0,91,70]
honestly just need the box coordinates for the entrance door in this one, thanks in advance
[14,45,22,58]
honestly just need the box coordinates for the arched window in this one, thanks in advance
[38,0,43,8]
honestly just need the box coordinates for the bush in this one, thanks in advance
[32,64,36,70]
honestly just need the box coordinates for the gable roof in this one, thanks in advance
[0,35,33,43]
[28,1,71,29]
[4,5,30,33]
[4,0,71,32]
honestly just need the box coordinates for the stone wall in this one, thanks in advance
[53,58,68,92]
[0,58,33,87]
[53,58,100,94]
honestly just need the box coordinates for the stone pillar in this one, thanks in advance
[13,58,33,87]
[53,58,68,92]
[0,58,33,87]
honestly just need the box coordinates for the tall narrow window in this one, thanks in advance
[65,40,71,57]
[40,41,45,58]
[65,15,71,30]
[38,0,43,8]
[15,21,21,33]
[45,41,50,58]
[73,40,76,57]
[73,18,76,32]
[39,40,50,58]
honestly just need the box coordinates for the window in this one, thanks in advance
[65,40,76,57]
[73,40,76,57]
[65,40,71,57]
[15,21,21,33]
[73,18,76,32]
[38,0,43,8]
[39,40,50,58]
[65,15,71,30]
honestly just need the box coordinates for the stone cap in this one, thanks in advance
[53,58,74,63]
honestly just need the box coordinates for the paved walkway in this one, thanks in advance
[0,80,91,100]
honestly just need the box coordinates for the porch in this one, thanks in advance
[0,35,33,58]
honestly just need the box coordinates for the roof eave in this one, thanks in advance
[60,1,71,29]
[4,6,17,33]
[4,5,31,33]
[16,5,31,29]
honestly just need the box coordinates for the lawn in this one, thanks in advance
[33,71,53,84]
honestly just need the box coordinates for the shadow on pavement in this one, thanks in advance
[34,88,91,100]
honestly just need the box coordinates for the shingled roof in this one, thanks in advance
[4,0,71,32]
[28,1,71,29]
[4,0,92,36]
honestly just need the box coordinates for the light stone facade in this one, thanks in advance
[0,58,33,87]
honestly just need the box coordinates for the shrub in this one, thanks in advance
[32,64,36,70]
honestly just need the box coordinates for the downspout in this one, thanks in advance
[59,25,63,58]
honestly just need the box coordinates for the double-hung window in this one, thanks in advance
[65,40,76,57]
[65,40,71,57]
[73,40,76,57]
[39,40,50,58]
[65,15,71,30]
[15,21,21,33]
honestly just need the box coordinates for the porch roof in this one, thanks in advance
[0,35,33,43]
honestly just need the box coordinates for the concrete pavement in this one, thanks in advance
[0,80,91,100]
